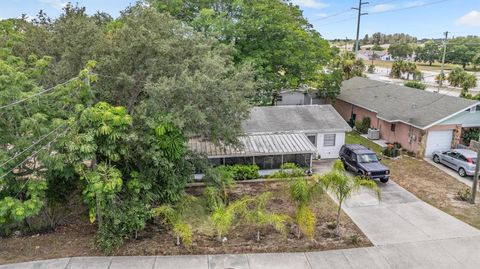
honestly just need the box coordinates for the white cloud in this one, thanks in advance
[316,13,328,18]
[404,1,425,8]
[369,4,395,13]
[455,10,480,27]
[39,0,67,10]
[291,0,329,9]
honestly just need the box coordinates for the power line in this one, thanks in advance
[0,125,72,180]
[0,77,78,110]
[369,0,451,16]
[0,122,69,168]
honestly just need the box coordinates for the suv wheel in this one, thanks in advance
[458,168,467,177]
[433,155,440,163]
[380,178,389,183]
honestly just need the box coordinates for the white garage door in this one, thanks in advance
[425,130,453,157]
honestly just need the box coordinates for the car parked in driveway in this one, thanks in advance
[339,144,390,183]
[432,149,477,177]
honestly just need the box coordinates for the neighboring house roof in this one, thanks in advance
[243,105,352,134]
[338,77,479,130]
[439,111,480,128]
[188,133,316,158]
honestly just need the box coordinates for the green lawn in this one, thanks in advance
[345,132,384,154]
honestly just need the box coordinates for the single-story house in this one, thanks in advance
[189,105,352,173]
[333,77,480,156]
[276,88,323,106]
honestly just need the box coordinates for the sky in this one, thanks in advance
[0,0,479,40]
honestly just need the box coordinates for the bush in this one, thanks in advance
[456,188,471,202]
[404,80,426,90]
[355,117,371,134]
[222,164,260,180]
[269,163,305,178]
[367,64,375,73]
[462,128,479,145]
[383,143,401,158]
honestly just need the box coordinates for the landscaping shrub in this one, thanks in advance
[223,164,260,180]
[404,80,426,90]
[269,163,305,178]
[462,128,479,145]
[456,188,471,202]
[367,64,375,73]
[355,117,371,134]
[383,143,401,158]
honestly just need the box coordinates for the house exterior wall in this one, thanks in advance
[305,132,345,159]
[277,92,309,106]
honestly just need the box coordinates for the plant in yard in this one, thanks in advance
[270,162,305,178]
[203,166,235,204]
[210,198,249,243]
[355,117,371,134]
[153,195,197,246]
[404,81,426,90]
[222,164,260,181]
[456,188,471,202]
[319,160,380,235]
[462,128,480,145]
[367,64,375,73]
[290,178,322,239]
[241,192,289,241]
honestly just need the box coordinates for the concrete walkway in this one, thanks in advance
[3,160,480,268]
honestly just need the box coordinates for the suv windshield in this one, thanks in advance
[357,153,379,163]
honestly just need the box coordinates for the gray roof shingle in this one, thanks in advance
[338,77,479,129]
[242,105,352,134]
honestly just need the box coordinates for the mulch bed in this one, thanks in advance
[0,181,371,265]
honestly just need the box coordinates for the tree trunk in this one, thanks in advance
[217,233,222,243]
[256,230,260,242]
[176,235,180,246]
[335,202,342,236]
[297,226,301,239]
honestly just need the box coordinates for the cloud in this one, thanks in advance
[455,10,480,27]
[369,4,395,13]
[291,0,329,9]
[404,1,425,8]
[39,0,67,10]
[316,13,328,18]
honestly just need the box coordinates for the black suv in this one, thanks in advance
[339,144,390,183]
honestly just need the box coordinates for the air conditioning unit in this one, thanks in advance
[367,128,380,140]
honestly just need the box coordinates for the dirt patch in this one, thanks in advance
[0,181,370,265]
[385,156,480,229]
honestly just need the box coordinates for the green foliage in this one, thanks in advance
[388,43,414,59]
[203,166,235,204]
[415,41,441,65]
[371,44,384,51]
[390,60,418,80]
[447,67,478,95]
[445,36,480,68]
[331,52,365,80]
[239,192,289,241]
[367,64,375,74]
[289,178,322,239]
[462,128,480,145]
[153,194,196,246]
[456,188,472,202]
[355,117,371,134]
[210,198,249,242]
[404,81,426,90]
[219,165,260,181]
[203,186,223,211]
[269,163,305,178]
[383,144,401,158]
[319,160,380,235]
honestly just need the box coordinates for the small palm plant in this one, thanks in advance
[203,166,235,204]
[153,195,197,246]
[290,178,322,239]
[241,192,289,241]
[210,198,248,243]
[320,160,380,235]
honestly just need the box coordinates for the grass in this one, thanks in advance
[345,132,384,154]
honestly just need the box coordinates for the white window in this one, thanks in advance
[323,134,336,146]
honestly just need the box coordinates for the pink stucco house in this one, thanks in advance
[332,77,480,157]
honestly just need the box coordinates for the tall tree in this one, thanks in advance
[388,43,414,59]
[415,41,441,66]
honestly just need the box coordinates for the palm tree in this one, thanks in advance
[210,197,249,243]
[241,192,289,241]
[290,178,322,239]
[319,160,380,235]
[154,195,197,246]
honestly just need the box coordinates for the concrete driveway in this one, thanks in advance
[424,157,474,187]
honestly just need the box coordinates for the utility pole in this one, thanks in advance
[470,141,479,204]
[352,0,369,55]
[438,31,449,93]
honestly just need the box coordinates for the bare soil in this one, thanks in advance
[0,181,371,265]
[384,156,480,229]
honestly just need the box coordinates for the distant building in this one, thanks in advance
[276,88,323,106]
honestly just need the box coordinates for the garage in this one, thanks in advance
[425,130,453,157]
